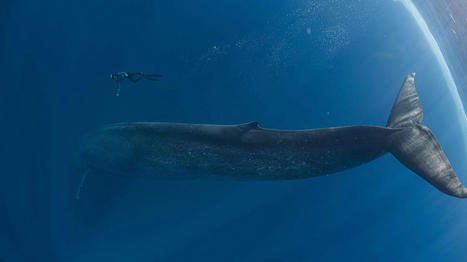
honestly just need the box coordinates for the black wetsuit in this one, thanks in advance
[110,72,162,95]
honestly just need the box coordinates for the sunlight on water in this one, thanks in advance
[396,0,467,149]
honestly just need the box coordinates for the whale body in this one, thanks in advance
[79,74,467,198]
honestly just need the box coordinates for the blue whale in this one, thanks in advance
[79,74,467,198]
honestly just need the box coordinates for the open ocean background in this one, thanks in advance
[2,0,467,261]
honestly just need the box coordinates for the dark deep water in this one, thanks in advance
[2,0,467,261]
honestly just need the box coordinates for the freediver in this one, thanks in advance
[110,72,163,96]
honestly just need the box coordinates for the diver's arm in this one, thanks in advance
[115,81,121,96]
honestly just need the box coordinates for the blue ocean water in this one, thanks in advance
[2,0,467,261]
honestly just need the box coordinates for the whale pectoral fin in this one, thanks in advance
[238,121,259,132]
[75,169,89,200]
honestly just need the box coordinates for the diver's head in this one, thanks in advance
[110,73,116,80]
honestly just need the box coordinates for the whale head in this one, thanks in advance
[78,124,140,176]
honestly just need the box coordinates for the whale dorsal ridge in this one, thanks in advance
[238,121,259,132]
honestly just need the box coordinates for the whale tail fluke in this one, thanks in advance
[387,73,467,198]
[387,73,423,128]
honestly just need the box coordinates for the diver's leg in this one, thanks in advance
[144,73,163,80]
[127,72,143,83]
[127,73,138,83]
[146,73,163,77]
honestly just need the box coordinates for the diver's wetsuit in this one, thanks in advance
[127,72,162,82]
[110,72,163,96]
[111,72,163,82]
